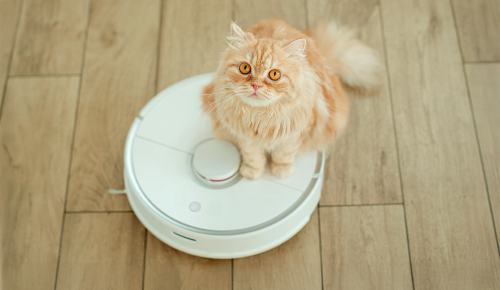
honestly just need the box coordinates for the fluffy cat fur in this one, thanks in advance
[201,19,381,180]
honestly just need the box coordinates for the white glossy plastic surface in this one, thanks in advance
[124,73,325,258]
[133,138,305,231]
[193,139,240,181]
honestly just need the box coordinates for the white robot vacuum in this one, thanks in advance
[124,73,325,259]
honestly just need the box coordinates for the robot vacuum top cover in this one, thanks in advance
[126,73,322,236]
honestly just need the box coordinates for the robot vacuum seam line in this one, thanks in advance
[136,133,313,193]
[260,178,304,193]
[135,135,193,155]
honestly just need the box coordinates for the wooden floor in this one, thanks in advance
[1,0,499,289]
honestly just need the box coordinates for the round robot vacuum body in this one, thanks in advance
[124,73,325,259]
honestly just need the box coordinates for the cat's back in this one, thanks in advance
[245,19,307,42]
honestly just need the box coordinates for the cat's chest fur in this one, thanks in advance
[217,101,312,148]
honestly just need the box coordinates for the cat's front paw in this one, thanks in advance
[239,162,265,180]
[271,162,295,178]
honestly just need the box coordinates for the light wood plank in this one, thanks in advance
[234,0,307,31]
[66,0,161,211]
[0,76,80,290]
[308,0,402,205]
[0,0,21,113]
[157,0,232,90]
[452,0,500,61]
[144,232,232,290]
[144,2,233,289]
[10,0,90,75]
[320,205,412,290]
[233,209,322,290]
[465,63,500,244]
[380,0,500,288]
[55,213,145,290]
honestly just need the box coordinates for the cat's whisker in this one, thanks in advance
[199,87,236,101]
[205,94,234,113]
[195,90,236,123]
[206,38,229,55]
[219,76,234,83]
[201,93,238,139]
[200,90,232,96]
[212,86,233,91]
[209,86,233,93]
[199,91,233,110]
[203,96,236,132]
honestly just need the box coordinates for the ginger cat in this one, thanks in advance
[201,19,381,180]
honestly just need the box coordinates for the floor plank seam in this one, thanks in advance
[8,73,81,78]
[464,61,500,64]
[377,1,415,289]
[65,210,134,214]
[53,1,94,288]
[154,0,165,94]
[317,205,325,290]
[449,0,500,259]
[448,0,466,64]
[319,203,403,207]
[463,67,500,258]
[0,0,25,122]
[142,229,148,290]
[231,258,234,290]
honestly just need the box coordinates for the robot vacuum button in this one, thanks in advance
[189,202,201,212]
[192,139,240,182]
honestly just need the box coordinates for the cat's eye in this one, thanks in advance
[269,69,281,81]
[239,62,251,74]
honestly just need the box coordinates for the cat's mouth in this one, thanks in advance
[240,92,268,107]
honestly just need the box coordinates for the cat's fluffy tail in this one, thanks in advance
[308,21,382,92]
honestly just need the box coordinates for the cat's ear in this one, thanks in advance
[230,22,245,39]
[284,39,306,60]
[227,22,249,48]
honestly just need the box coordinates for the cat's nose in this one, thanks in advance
[251,84,262,91]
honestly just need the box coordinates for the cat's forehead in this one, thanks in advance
[246,52,274,68]
[245,40,282,68]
